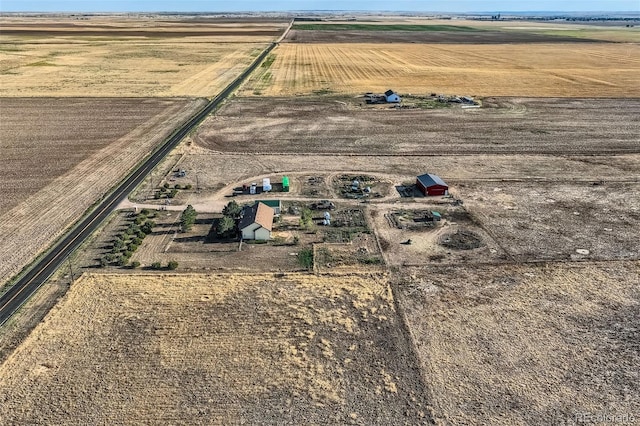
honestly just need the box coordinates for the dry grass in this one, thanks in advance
[0,97,206,286]
[194,97,640,155]
[0,16,284,96]
[460,181,640,262]
[0,273,431,424]
[0,40,267,97]
[240,43,640,97]
[397,261,640,425]
[172,150,640,197]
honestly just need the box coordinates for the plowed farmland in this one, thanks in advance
[0,97,206,286]
[285,28,601,44]
[194,97,640,155]
[286,19,640,43]
[398,261,640,425]
[240,43,640,97]
[0,16,283,97]
[0,273,432,424]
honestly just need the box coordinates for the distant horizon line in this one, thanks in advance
[1,10,638,14]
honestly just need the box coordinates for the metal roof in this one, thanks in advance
[256,199,281,208]
[239,202,274,231]
[417,173,447,188]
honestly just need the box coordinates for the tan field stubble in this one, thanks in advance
[398,261,640,425]
[241,43,640,97]
[0,273,431,424]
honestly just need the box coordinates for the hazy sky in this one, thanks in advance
[1,0,638,12]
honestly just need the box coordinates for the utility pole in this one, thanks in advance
[68,257,75,284]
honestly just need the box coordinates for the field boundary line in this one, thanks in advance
[0,34,285,326]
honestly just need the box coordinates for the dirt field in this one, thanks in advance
[461,181,640,262]
[0,17,282,96]
[194,97,640,155]
[285,28,602,44]
[0,273,431,424]
[288,19,640,43]
[397,261,640,425]
[169,152,640,200]
[0,97,206,286]
[240,43,640,97]
[2,14,639,423]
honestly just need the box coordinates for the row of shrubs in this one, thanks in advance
[100,209,155,267]
[122,260,178,270]
[154,183,193,199]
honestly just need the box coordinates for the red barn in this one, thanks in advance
[416,173,448,196]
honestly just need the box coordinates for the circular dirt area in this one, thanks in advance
[440,230,484,250]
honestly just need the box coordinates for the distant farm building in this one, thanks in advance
[365,90,401,104]
[256,199,282,215]
[282,176,290,192]
[416,173,448,196]
[384,90,401,103]
[239,202,274,241]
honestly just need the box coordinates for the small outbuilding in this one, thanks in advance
[239,202,274,241]
[384,89,401,103]
[282,176,290,192]
[416,173,448,196]
[256,199,282,215]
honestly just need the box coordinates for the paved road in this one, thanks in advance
[0,42,278,326]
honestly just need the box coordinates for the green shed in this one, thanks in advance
[282,176,290,192]
[257,200,282,215]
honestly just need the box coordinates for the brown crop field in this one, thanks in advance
[286,19,640,43]
[2,14,639,425]
[194,97,640,155]
[0,97,206,286]
[285,29,597,43]
[0,273,431,424]
[240,43,640,97]
[397,261,640,425]
[0,16,283,97]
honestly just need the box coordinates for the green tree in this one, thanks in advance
[297,248,314,269]
[167,260,179,270]
[113,239,125,251]
[151,261,162,270]
[222,200,242,219]
[217,216,236,237]
[299,207,314,229]
[180,205,197,232]
[141,221,154,235]
[130,261,141,269]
